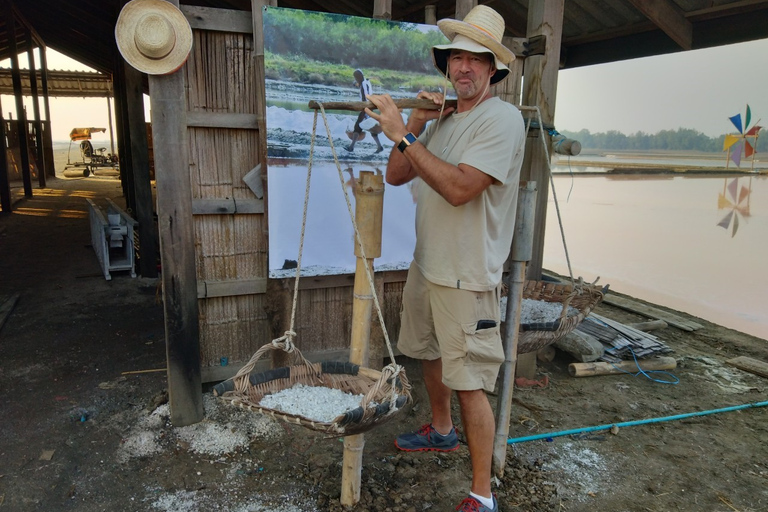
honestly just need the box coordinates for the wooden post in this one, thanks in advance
[493,182,537,477]
[26,31,45,188]
[148,0,202,427]
[0,116,10,213]
[5,7,32,198]
[373,0,391,20]
[454,0,476,21]
[521,0,565,280]
[122,60,159,279]
[341,171,384,506]
[39,46,53,178]
[425,5,437,25]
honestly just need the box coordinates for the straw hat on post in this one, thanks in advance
[432,5,515,85]
[115,0,193,75]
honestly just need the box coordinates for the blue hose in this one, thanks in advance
[507,400,768,444]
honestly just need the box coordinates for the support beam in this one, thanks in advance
[26,31,46,188]
[521,0,564,280]
[455,0,476,21]
[425,4,437,25]
[150,0,203,427]
[38,46,54,178]
[373,0,391,20]
[0,117,10,212]
[5,6,32,197]
[626,0,693,50]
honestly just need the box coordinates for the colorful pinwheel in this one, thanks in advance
[716,177,751,237]
[723,105,762,167]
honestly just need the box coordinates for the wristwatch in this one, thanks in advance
[397,132,417,153]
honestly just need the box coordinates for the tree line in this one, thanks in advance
[559,127,763,153]
[263,8,446,74]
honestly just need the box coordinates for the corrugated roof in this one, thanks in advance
[0,68,112,97]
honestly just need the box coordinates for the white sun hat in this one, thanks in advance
[432,5,515,85]
[115,0,193,75]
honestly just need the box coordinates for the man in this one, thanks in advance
[365,5,525,512]
[346,69,384,153]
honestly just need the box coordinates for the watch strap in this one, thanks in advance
[397,132,417,153]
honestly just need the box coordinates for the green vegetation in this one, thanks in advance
[264,53,448,92]
[263,7,449,92]
[560,127,763,153]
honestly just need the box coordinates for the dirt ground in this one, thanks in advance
[1,159,767,512]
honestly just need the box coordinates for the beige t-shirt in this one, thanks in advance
[413,97,525,291]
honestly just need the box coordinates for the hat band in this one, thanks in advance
[466,22,501,43]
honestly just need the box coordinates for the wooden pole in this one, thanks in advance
[5,6,33,198]
[454,0,477,21]
[38,46,54,178]
[521,0,565,280]
[569,357,677,378]
[425,5,437,25]
[341,171,384,506]
[492,181,537,478]
[149,0,202,427]
[26,32,46,188]
[373,0,391,20]
[0,115,10,213]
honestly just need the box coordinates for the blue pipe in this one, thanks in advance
[507,400,768,444]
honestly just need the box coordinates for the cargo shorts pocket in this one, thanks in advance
[461,322,504,365]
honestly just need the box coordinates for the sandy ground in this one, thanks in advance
[0,151,766,511]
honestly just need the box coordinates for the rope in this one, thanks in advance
[533,106,576,289]
[315,103,400,370]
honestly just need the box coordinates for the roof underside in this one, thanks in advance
[1,0,768,77]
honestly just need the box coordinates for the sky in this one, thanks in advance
[2,36,767,142]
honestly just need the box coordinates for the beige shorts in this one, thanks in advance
[397,262,504,392]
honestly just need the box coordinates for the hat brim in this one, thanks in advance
[115,0,193,75]
[432,35,510,85]
[438,18,515,65]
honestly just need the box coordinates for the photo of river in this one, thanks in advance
[543,172,767,340]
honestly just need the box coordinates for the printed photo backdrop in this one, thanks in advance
[263,7,449,276]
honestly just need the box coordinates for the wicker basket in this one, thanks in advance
[213,341,411,437]
[516,280,607,354]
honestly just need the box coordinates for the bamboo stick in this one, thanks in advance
[341,171,385,506]
[308,98,539,113]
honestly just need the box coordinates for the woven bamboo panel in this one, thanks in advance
[184,27,268,371]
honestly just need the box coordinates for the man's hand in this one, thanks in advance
[366,91,454,144]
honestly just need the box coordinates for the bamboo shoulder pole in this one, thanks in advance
[308,98,539,114]
[492,182,537,478]
[341,171,384,506]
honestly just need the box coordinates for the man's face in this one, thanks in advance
[448,50,495,100]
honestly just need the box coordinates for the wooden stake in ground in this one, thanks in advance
[340,171,384,506]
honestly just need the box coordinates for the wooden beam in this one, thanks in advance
[26,29,45,188]
[180,5,252,34]
[626,0,692,50]
[5,4,33,198]
[455,0,476,22]
[521,0,565,280]
[151,0,203,428]
[186,111,260,130]
[197,278,267,299]
[191,197,264,215]
[373,0,391,20]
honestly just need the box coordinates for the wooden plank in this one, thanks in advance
[625,0,692,50]
[726,356,768,379]
[180,5,252,34]
[602,293,704,332]
[0,293,20,332]
[186,111,260,130]
[197,278,267,299]
[149,0,203,427]
[191,198,264,215]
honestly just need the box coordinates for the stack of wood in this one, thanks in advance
[575,313,673,363]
